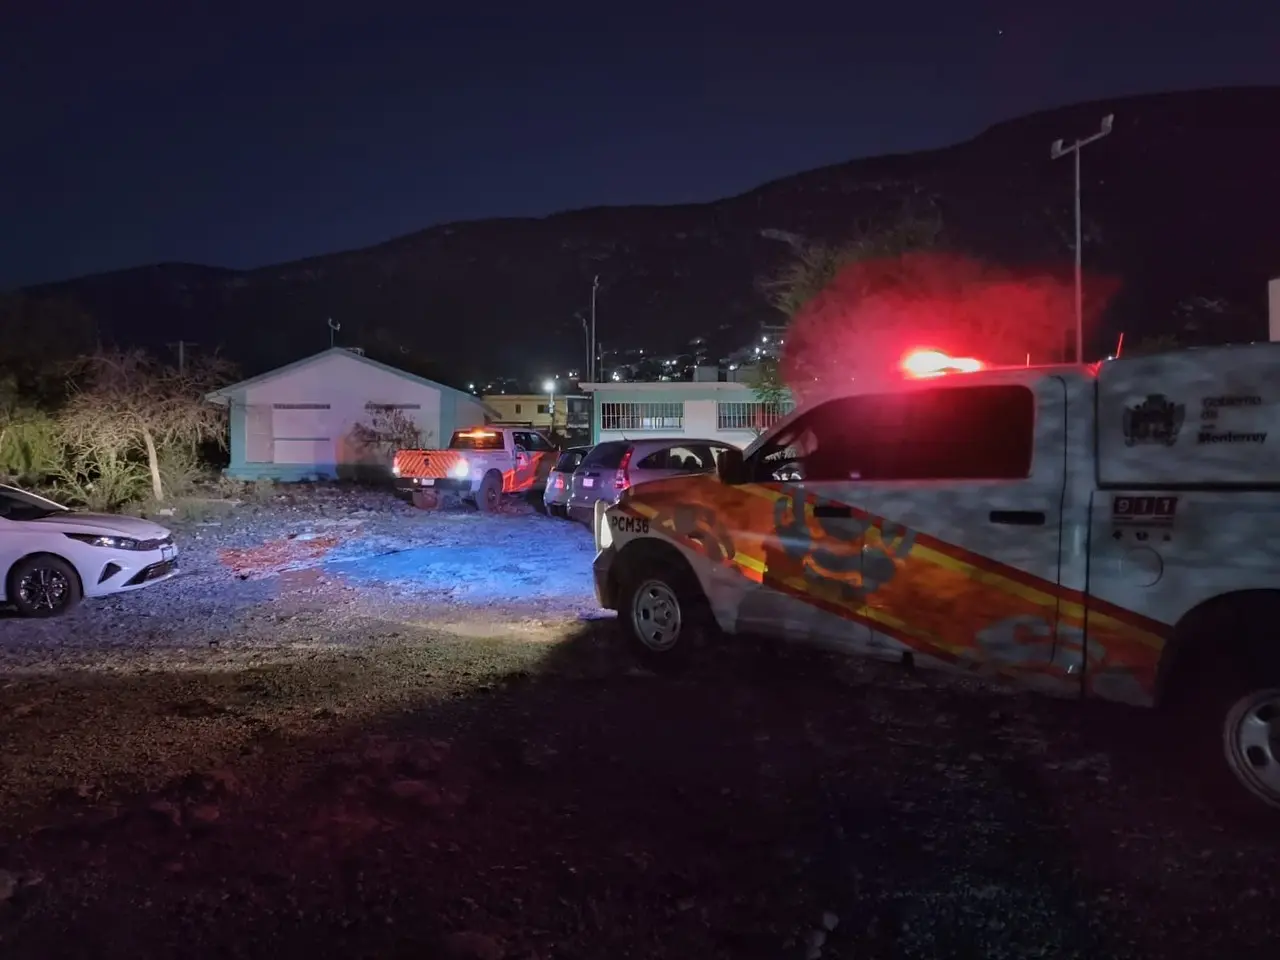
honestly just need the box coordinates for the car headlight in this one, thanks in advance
[391,462,401,477]
[450,461,470,479]
[64,533,144,550]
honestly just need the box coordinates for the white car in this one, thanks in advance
[0,483,179,618]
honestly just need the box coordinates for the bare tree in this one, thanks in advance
[757,206,944,320]
[351,406,427,455]
[751,206,944,404]
[58,349,234,502]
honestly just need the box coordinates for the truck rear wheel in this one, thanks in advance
[1218,673,1280,810]
[476,471,503,513]
[1166,622,1280,813]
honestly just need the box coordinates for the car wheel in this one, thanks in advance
[617,557,716,665]
[476,471,503,513]
[9,554,83,618]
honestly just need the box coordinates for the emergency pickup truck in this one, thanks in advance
[591,342,1280,811]
[393,426,558,511]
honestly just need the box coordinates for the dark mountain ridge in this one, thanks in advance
[21,86,1280,381]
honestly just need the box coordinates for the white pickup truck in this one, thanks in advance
[591,342,1280,811]
[393,426,558,511]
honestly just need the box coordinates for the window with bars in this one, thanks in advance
[716,400,794,431]
[600,401,685,431]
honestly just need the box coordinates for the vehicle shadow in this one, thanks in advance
[0,622,1276,959]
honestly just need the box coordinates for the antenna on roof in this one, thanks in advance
[327,317,341,348]
[1114,332,1125,358]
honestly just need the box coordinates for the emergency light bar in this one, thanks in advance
[900,349,985,378]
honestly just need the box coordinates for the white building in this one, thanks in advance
[577,380,793,449]
[206,347,495,481]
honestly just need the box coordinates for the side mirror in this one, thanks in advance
[716,447,745,485]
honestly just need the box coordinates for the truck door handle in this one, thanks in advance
[989,510,1046,526]
[813,504,853,518]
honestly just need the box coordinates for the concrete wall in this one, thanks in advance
[224,351,486,481]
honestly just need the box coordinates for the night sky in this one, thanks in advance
[3,1,1278,289]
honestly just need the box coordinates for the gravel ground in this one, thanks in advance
[0,486,1277,959]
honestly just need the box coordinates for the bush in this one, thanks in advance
[156,446,208,499]
[0,412,60,483]
[50,445,150,512]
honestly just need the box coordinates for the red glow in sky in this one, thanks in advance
[779,250,1119,404]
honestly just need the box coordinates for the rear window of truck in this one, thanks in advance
[449,429,505,451]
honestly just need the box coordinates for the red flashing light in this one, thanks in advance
[616,446,634,491]
[901,349,985,378]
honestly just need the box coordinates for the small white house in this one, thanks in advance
[577,380,794,449]
[206,347,495,482]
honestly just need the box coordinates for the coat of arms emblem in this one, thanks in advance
[1122,394,1184,447]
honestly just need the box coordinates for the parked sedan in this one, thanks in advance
[0,484,179,618]
[566,438,735,525]
[544,445,591,517]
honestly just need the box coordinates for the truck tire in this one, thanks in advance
[616,553,718,666]
[1180,657,1280,813]
[1164,611,1280,814]
[476,471,503,513]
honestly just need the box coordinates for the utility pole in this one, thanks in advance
[167,340,196,373]
[1050,113,1114,364]
[589,275,599,382]
[577,313,591,383]
[327,317,341,348]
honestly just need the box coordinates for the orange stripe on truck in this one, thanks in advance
[394,450,464,479]
[622,477,1168,700]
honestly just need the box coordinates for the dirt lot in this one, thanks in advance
[0,487,1277,959]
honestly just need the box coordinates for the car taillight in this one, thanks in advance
[554,474,565,489]
[616,447,633,491]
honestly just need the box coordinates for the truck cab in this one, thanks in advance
[393,425,558,511]
[591,343,1280,810]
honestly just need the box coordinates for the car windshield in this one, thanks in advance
[0,486,68,521]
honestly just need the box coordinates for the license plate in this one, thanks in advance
[419,478,435,486]
[161,546,175,561]
[583,477,594,487]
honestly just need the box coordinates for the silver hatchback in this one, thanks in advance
[544,446,591,517]
[566,438,735,525]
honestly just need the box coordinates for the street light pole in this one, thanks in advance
[1050,113,1114,364]
[542,379,557,435]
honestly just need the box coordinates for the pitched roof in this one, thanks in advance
[206,347,495,414]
